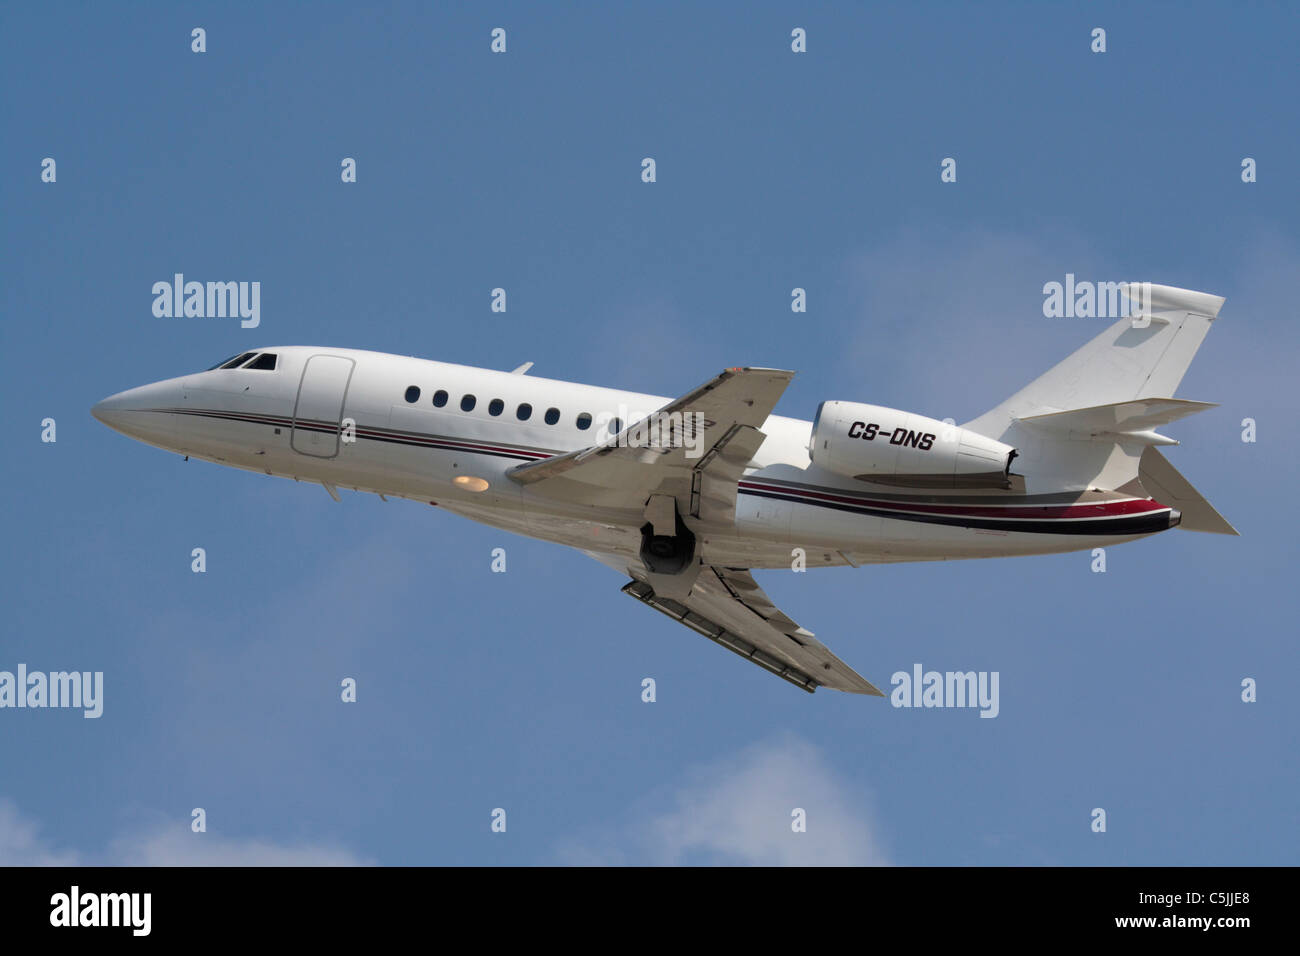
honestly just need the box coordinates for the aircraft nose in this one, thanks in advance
[91,381,178,440]
[92,387,146,431]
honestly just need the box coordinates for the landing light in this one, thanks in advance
[453,475,490,492]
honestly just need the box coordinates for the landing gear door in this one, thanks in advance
[291,354,355,458]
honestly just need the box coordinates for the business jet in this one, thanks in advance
[94,283,1235,696]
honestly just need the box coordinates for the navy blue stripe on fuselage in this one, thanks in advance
[157,407,550,462]
[738,487,1171,536]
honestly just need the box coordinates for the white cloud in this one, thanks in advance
[558,734,888,866]
[0,801,78,866]
[0,800,370,866]
[106,828,370,866]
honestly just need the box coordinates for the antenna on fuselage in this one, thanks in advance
[510,362,534,375]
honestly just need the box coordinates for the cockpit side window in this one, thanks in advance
[244,353,277,370]
[207,352,251,370]
[214,352,257,370]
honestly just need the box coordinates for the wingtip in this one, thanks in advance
[845,679,887,697]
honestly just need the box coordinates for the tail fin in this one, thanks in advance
[962,284,1231,510]
[964,283,1225,438]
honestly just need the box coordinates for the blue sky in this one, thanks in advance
[1,2,1296,865]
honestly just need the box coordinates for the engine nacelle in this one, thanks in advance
[810,401,1017,488]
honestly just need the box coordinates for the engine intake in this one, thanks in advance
[810,400,1017,489]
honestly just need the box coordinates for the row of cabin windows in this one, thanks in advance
[402,385,612,431]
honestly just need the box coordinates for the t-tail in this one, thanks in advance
[963,283,1237,535]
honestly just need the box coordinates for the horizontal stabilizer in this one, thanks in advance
[1016,398,1218,443]
[1139,447,1238,536]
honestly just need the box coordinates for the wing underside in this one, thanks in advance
[618,563,882,696]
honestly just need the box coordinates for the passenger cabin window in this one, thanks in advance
[488,399,504,416]
[609,417,623,435]
[516,403,532,421]
[544,407,560,425]
[404,386,421,403]
[432,390,448,407]
[576,413,592,430]
[461,394,476,412]
[244,353,277,370]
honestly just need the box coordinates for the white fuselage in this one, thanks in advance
[93,346,1176,571]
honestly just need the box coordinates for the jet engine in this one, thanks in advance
[810,401,1017,488]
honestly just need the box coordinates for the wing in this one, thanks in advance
[508,367,793,523]
[589,551,882,696]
